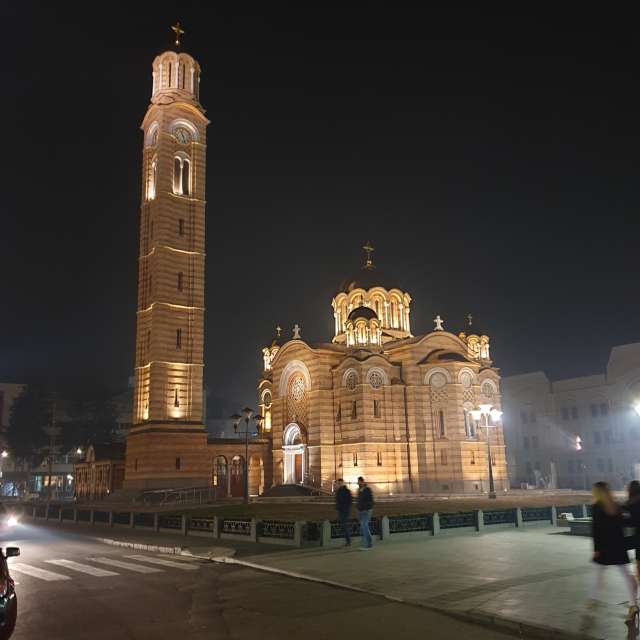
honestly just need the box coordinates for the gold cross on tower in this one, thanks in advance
[363,241,375,269]
[171,21,185,47]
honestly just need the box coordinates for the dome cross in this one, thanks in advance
[362,241,374,270]
[171,21,185,47]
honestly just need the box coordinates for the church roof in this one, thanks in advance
[348,306,378,321]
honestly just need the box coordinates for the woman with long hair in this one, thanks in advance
[626,480,640,577]
[589,481,638,619]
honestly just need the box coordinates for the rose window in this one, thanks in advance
[345,371,358,391]
[369,371,383,389]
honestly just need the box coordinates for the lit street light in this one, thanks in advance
[469,404,503,499]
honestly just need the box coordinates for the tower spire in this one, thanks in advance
[362,240,375,270]
[171,21,185,47]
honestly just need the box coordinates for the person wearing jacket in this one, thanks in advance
[335,479,353,547]
[356,476,374,550]
[625,480,640,577]
[589,481,638,621]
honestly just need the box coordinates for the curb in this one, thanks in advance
[212,557,603,640]
[93,537,183,555]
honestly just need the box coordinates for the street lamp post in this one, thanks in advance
[230,408,263,504]
[470,404,503,499]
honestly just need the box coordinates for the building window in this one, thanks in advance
[374,400,381,418]
[571,407,578,420]
[351,400,357,419]
[607,458,613,472]
[179,218,185,235]
[377,451,383,466]
[568,460,575,473]
[520,410,528,424]
[591,404,598,417]
[174,388,180,408]
[597,458,605,472]
[440,449,448,465]
[176,328,182,349]
[594,431,601,445]
[353,452,358,467]
[134,458,138,471]
[176,457,181,470]
[177,272,183,291]
[600,403,609,416]
[438,410,445,437]
[523,436,530,449]
[470,450,476,465]
[173,157,191,196]
[561,408,569,421]
[336,404,341,422]
[531,435,539,449]
[147,157,157,200]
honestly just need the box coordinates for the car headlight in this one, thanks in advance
[7,516,18,527]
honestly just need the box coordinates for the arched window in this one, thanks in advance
[147,157,157,200]
[438,410,446,437]
[173,156,191,196]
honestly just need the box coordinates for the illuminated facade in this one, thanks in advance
[124,45,210,488]
[258,248,509,494]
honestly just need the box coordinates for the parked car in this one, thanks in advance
[0,547,19,639]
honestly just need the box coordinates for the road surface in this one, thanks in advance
[2,521,518,639]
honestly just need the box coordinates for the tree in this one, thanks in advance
[7,384,50,467]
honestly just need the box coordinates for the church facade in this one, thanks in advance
[257,249,509,495]
[122,36,507,497]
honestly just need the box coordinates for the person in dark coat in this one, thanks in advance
[588,481,638,618]
[356,476,374,550]
[625,480,640,576]
[334,479,353,547]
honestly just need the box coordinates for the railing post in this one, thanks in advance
[321,519,332,546]
[108,511,114,527]
[381,515,390,542]
[129,512,135,528]
[515,507,523,528]
[89,509,95,525]
[581,504,589,518]
[181,514,188,536]
[45,505,50,521]
[250,518,258,542]
[153,513,159,532]
[476,510,484,532]
[432,512,440,536]
[551,506,558,526]
[293,521,303,547]
[58,506,63,522]
[73,508,78,523]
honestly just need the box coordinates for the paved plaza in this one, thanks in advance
[242,525,633,639]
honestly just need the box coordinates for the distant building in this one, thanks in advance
[502,343,640,490]
[74,443,126,500]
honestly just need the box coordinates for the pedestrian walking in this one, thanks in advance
[625,480,640,577]
[334,479,353,547]
[356,476,374,550]
[588,481,638,620]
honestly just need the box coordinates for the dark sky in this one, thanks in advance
[2,4,639,412]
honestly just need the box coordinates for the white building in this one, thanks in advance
[502,343,640,490]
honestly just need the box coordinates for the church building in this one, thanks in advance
[257,245,508,495]
[119,30,508,497]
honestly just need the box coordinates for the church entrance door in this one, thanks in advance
[294,453,303,484]
[283,423,306,485]
[230,456,244,498]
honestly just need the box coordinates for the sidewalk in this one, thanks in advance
[239,526,633,639]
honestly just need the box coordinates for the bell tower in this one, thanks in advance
[125,27,210,488]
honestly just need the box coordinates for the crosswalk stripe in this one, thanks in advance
[45,559,119,577]
[125,554,199,571]
[10,563,71,582]
[88,557,163,574]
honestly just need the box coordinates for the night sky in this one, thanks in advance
[2,4,639,413]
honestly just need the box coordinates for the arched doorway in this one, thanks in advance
[283,423,305,484]
[230,455,245,498]
[212,456,228,495]
[249,455,264,496]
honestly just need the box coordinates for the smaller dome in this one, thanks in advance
[348,306,378,321]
